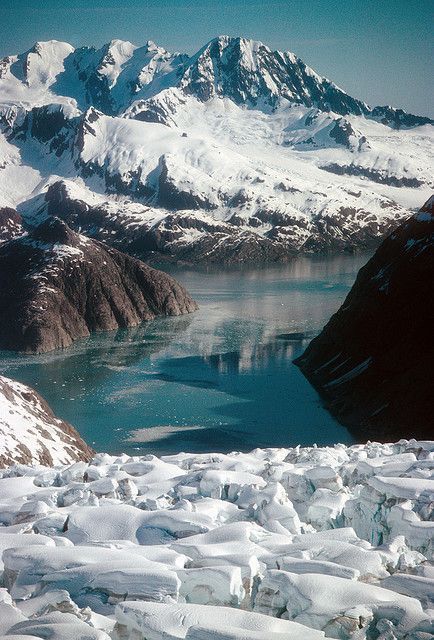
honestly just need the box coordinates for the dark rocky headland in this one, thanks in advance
[295,196,434,442]
[0,217,197,354]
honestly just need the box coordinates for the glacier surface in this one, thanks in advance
[0,439,432,639]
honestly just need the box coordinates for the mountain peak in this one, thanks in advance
[145,39,159,51]
[31,39,74,53]
[104,38,137,56]
[2,35,431,125]
[175,33,367,114]
[31,216,80,246]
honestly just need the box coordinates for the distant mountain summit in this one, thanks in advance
[0,36,432,263]
[0,217,197,353]
[295,196,434,441]
[2,36,431,124]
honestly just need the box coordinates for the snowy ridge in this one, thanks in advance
[0,376,94,467]
[0,439,433,639]
[0,36,432,262]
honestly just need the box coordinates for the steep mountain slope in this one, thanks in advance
[295,196,434,441]
[0,217,197,353]
[0,207,23,244]
[0,375,93,467]
[0,36,432,263]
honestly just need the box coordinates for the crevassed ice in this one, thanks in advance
[0,439,433,640]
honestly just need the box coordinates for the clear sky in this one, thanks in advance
[2,0,433,117]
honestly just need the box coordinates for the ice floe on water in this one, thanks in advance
[0,439,433,639]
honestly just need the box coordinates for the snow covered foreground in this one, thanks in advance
[0,441,433,639]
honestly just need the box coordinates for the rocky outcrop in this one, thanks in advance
[295,196,434,441]
[321,162,423,188]
[40,180,408,266]
[0,375,94,467]
[0,207,23,244]
[0,217,197,353]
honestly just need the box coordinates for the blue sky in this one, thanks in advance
[2,0,433,116]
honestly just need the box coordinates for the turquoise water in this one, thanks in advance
[0,254,370,455]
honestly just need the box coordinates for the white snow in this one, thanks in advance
[0,376,91,468]
[0,37,432,257]
[0,439,432,639]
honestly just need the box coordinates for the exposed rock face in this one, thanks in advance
[40,180,408,266]
[0,375,94,467]
[0,217,197,353]
[295,196,434,441]
[0,207,23,244]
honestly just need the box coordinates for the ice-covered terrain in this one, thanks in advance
[0,36,433,262]
[0,438,433,639]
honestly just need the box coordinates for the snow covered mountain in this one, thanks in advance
[0,375,94,467]
[0,36,433,263]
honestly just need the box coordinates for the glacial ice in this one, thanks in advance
[0,439,432,639]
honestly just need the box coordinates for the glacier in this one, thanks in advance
[0,439,432,639]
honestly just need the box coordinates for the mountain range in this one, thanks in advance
[1,36,432,263]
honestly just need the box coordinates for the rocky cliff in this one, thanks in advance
[0,217,197,353]
[295,196,434,441]
[0,207,23,244]
[0,375,94,467]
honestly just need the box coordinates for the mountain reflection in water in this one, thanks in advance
[204,338,301,375]
[0,255,370,454]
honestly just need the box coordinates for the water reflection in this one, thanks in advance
[204,338,301,375]
[0,254,370,454]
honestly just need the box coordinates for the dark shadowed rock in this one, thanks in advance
[295,196,434,441]
[0,217,197,353]
[0,207,23,244]
[321,163,423,188]
[0,375,94,467]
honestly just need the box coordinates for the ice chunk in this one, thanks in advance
[113,601,325,640]
[306,488,349,529]
[276,557,359,580]
[381,573,434,606]
[0,589,26,635]
[254,570,432,635]
[177,566,245,606]
[66,503,214,544]
[7,612,110,639]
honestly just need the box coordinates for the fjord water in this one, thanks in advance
[0,254,370,455]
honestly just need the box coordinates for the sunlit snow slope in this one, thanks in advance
[0,375,94,467]
[0,36,433,262]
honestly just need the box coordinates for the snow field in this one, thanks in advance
[0,440,432,639]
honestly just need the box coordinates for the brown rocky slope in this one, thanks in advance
[295,196,434,442]
[0,217,197,353]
